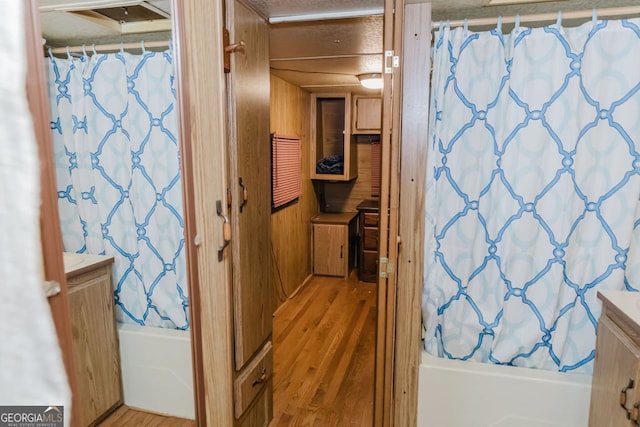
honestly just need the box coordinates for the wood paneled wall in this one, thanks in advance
[323,134,379,213]
[270,75,318,309]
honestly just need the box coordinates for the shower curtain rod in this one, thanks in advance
[48,40,170,56]
[432,5,640,29]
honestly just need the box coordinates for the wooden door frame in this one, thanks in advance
[376,1,432,426]
[171,0,206,423]
[174,0,235,425]
[375,0,406,424]
[28,0,236,425]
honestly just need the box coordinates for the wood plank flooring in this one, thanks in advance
[99,274,375,427]
[98,406,195,426]
[272,273,377,426]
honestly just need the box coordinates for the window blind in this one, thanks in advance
[371,140,381,197]
[271,134,301,209]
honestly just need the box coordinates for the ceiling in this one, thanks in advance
[39,0,640,94]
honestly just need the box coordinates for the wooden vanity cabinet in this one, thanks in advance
[311,93,357,181]
[312,212,358,278]
[589,292,640,426]
[67,260,122,426]
[352,96,382,134]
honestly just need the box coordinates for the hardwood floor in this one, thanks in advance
[272,273,377,426]
[98,406,195,426]
[98,274,374,427]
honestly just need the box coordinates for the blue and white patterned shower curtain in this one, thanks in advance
[47,49,188,329]
[424,18,640,373]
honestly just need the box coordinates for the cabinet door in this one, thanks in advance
[589,315,640,427]
[313,223,347,277]
[68,267,121,425]
[353,97,382,133]
[227,0,273,370]
[311,93,356,181]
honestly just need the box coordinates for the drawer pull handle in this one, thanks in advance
[340,245,343,259]
[620,379,639,423]
[252,368,267,387]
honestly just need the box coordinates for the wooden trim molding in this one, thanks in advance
[24,1,81,425]
[375,0,400,425]
[171,0,206,424]
[393,3,431,426]
[179,0,235,424]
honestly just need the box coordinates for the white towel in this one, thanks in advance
[0,1,70,424]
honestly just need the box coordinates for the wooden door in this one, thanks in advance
[226,0,273,370]
[24,2,82,425]
[313,224,347,277]
[589,315,640,426]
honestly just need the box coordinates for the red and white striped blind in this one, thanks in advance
[272,134,302,209]
[371,141,381,196]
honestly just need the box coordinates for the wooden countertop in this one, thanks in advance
[64,252,114,279]
[312,211,358,225]
[598,290,640,333]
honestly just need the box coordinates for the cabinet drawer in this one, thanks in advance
[236,378,272,427]
[363,227,378,250]
[235,341,273,419]
[363,212,378,227]
[362,251,378,272]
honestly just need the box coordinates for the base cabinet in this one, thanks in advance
[312,212,358,278]
[589,292,640,426]
[67,263,122,426]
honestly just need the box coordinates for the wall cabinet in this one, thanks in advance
[67,259,122,426]
[357,200,379,282]
[589,291,640,426]
[352,96,382,134]
[311,93,357,181]
[227,1,273,425]
[312,212,358,278]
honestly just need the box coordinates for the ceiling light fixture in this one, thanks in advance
[358,73,383,90]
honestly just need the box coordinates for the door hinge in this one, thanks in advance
[379,257,394,278]
[384,50,399,74]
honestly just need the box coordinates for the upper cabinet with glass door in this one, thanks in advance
[311,93,358,181]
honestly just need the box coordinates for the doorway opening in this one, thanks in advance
[38,1,197,424]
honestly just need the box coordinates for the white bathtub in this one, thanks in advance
[117,323,195,419]
[417,352,593,427]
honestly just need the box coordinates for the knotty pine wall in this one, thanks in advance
[322,134,379,213]
[270,75,319,309]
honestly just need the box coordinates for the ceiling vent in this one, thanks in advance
[92,5,167,23]
[39,1,171,35]
[39,1,170,18]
